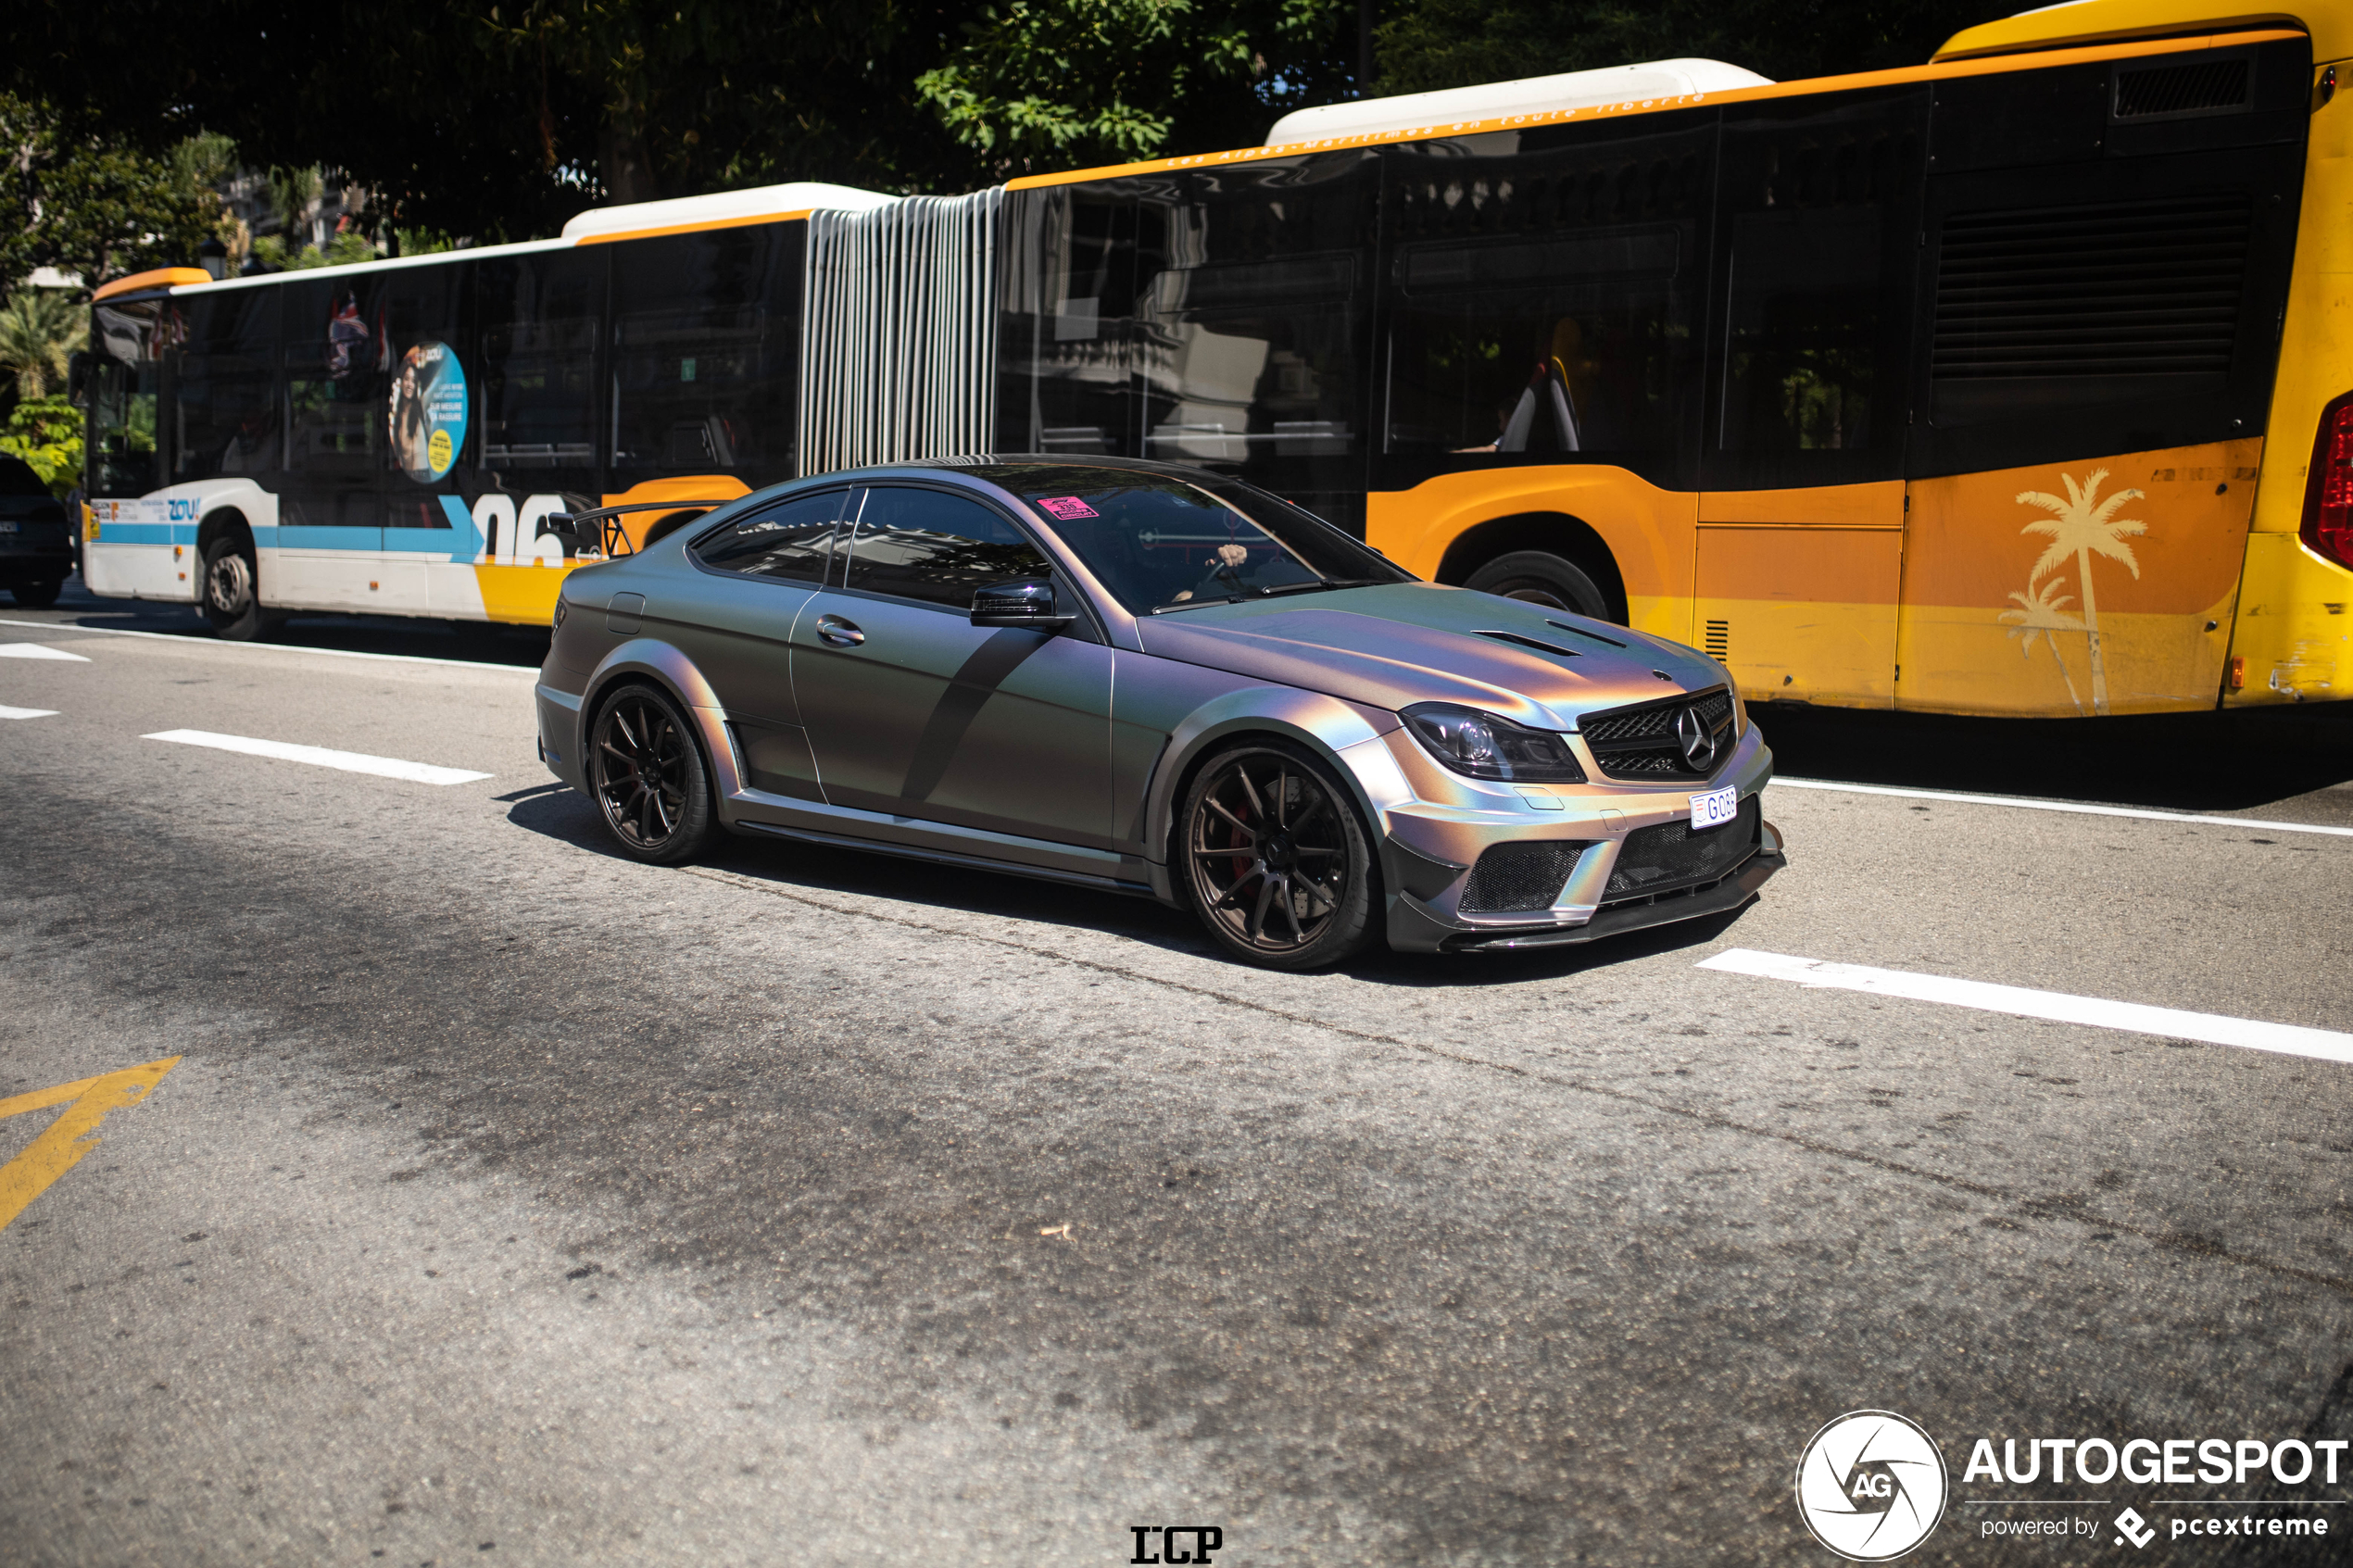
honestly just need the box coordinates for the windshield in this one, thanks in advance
[988,466,1409,615]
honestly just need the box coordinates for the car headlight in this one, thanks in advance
[1401,702,1586,784]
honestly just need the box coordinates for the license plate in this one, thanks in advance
[1689,784,1740,831]
[0,521,17,533]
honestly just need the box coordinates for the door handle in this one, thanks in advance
[815,613,864,647]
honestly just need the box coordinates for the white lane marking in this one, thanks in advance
[0,705,57,720]
[0,617,535,673]
[0,643,91,661]
[1700,947,2353,1065]
[144,729,493,786]
[1774,776,2353,839]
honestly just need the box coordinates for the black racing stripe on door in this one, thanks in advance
[899,630,1055,806]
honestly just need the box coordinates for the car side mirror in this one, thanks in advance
[971,577,1074,631]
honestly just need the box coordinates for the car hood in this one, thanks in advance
[1131,583,1727,729]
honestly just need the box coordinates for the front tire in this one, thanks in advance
[589,684,717,864]
[1464,550,1613,621]
[202,535,265,639]
[1180,740,1379,971]
[8,578,62,608]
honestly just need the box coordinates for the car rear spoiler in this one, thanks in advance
[543,498,736,558]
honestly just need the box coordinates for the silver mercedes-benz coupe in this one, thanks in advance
[534,457,1784,969]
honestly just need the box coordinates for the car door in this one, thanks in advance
[791,483,1114,847]
[669,486,860,799]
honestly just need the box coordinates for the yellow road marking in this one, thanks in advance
[0,1058,180,1231]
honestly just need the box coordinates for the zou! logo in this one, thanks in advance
[1795,1411,1950,1561]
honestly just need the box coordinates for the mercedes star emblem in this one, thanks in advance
[1676,704,1717,771]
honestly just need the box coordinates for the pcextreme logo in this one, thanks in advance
[1795,1411,1951,1562]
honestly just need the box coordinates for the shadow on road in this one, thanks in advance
[1753,698,2353,813]
[506,784,1744,989]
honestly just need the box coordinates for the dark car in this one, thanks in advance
[0,458,73,608]
[535,457,1783,970]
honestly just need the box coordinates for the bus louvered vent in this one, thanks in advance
[2113,58,2250,119]
[1931,196,2252,380]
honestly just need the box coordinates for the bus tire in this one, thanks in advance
[1464,550,1612,621]
[588,683,718,865]
[9,577,62,608]
[202,534,265,640]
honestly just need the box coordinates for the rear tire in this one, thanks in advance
[202,535,265,640]
[589,683,717,864]
[1179,739,1379,971]
[8,578,61,608]
[1464,550,1612,621]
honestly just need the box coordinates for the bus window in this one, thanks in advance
[996,183,1149,460]
[383,267,468,529]
[610,226,799,478]
[479,252,602,477]
[1134,153,1375,508]
[88,300,165,496]
[284,276,385,476]
[174,291,280,481]
[1380,120,1713,491]
[1708,94,1925,489]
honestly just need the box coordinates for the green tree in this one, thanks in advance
[916,0,1353,173]
[0,290,87,399]
[0,94,227,296]
[0,395,84,495]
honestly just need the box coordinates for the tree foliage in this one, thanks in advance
[0,94,227,296]
[0,395,83,495]
[916,0,1353,174]
[0,290,86,399]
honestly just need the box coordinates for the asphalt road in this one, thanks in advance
[4,583,2352,1567]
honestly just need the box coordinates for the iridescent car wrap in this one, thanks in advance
[535,457,1784,958]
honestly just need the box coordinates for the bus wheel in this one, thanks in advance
[589,684,717,865]
[202,536,264,640]
[1464,550,1612,621]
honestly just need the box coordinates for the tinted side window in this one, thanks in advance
[1380,116,1715,493]
[284,276,385,474]
[173,290,280,482]
[611,225,800,481]
[1708,91,1927,489]
[846,488,1049,608]
[478,252,602,478]
[691,489,858,583]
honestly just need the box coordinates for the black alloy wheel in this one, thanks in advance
[202,534,265,639]
[590,684,716,864]
[1463,550,1614,621]
[1181,741,1378,971]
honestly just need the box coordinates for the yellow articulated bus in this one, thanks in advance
[81,1,2353,714]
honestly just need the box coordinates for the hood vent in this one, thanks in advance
[1476,629,1584,659]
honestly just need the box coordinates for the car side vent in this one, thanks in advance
[2113,57,2250,119]
[1931,195,2252,381]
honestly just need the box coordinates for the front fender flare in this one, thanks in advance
[1141,686,1413,898]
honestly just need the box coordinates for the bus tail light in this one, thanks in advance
[2301,390,2353,570]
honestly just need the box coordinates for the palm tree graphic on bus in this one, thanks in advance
[2001,468,2147,716]
[1997,575,2088,715]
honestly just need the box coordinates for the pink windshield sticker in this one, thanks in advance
[1036,495,1100,520]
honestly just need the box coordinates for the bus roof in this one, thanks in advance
[1937,1,2345,63]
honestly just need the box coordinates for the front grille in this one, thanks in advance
[1604,797,1760,901]
[1931,196,2252,381]
[1579,686,1735,781]
[1459,841,1591,914]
